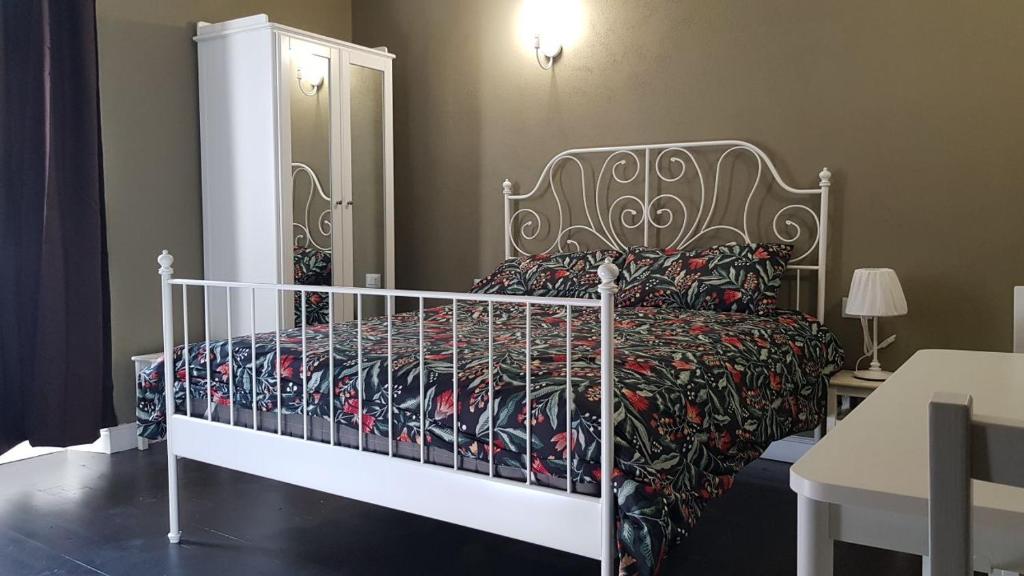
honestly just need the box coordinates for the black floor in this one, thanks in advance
[0,445,921,576]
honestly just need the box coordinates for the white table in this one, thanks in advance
[791,350,1024,575]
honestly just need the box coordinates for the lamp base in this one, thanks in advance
[854,369,892,381]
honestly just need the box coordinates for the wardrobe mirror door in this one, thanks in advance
[350,63,386,318]
[289,40,334,327]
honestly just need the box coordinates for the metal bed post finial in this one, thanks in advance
[502,179,513,259]
[596,257,619,576]
[158,250,182,545]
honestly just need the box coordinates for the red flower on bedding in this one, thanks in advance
[714,430,734,452]
[591,467,624,481]
[623,389,650,412]
[362,413,375,431]
[687,257,707,270]
[552,430,576,453]
[532,456,549,476]
[672,359,695,370]
[722,336,743,349]
[435,389,454,419]
[279,355,299,380]
[725,364,742,383]
[722,290,742,305]
[686,402,703,425]
[754,246,770,260]
[343,397,358,415]
[625,359,653,376]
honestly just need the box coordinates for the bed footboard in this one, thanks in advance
[156,250,620,575]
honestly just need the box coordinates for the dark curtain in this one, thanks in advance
[0,0,115,454]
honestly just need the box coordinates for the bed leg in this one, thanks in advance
[167,452,181,544]
[137,437,150,451]
[797,494,832,576]
[159,251,182,545]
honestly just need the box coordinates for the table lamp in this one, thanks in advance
[845,268,908,381]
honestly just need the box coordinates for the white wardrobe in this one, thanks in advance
[195,15,394,335]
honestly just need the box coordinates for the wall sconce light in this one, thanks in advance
[521,0,583,71]
[533,33,562,70]
[295,53,325,96]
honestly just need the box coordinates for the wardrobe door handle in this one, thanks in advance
[335,200,354,208]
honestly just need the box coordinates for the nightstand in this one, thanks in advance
[826,369,883,433]
[132,352,162,451]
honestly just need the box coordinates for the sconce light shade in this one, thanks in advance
[521,0,583,70]
[846,268,908,317]
[295,52,325,95]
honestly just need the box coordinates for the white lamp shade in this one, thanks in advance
[846,268,908,317]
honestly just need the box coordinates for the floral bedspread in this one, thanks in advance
[138,304,843,575]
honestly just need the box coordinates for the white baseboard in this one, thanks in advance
[760,435,817,463]
[69,423,138,455]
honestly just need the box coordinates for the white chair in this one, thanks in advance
[928,392,1024,576]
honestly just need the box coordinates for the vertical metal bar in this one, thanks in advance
[643,148,651,247]
[796,269,802,311]
[301,289,308,441]
[182,285,191,418]
[226,286,234,427]
[525,302,532,485]
[502,179,513,259]
[419,297,426,464]
[329,293,335,446]
[387,295,394,457]
[817,168,831,321]
[204,285,212,421]
[487,301,494,477]
[275,290,282,435]
[565,305,573,494]
[597,261,619,576]
[157,251,180,544]
[250,288,257,431]
[357,294,364,451]
[452,299,458,470]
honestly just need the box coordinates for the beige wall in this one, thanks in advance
[97,1,352,423]
[352,0,1024,371]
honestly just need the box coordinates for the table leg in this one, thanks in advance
[826,387,839,433]
[798,495,833,576]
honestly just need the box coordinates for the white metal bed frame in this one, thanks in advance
[158,139,831,575]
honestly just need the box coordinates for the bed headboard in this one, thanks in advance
[292,162,332,252]
[502,140,832,319]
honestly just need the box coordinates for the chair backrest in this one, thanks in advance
[928,392,1024,576]
[1015,287,1024,353]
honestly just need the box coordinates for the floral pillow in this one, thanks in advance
[616,243,793,314]
[469,258,528,296]
[471,249,624,299]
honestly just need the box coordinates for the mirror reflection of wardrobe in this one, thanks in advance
[196,15,394,336]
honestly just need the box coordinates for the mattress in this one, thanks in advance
[138,303,843,576]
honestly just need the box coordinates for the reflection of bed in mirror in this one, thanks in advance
[292,162,332,325]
